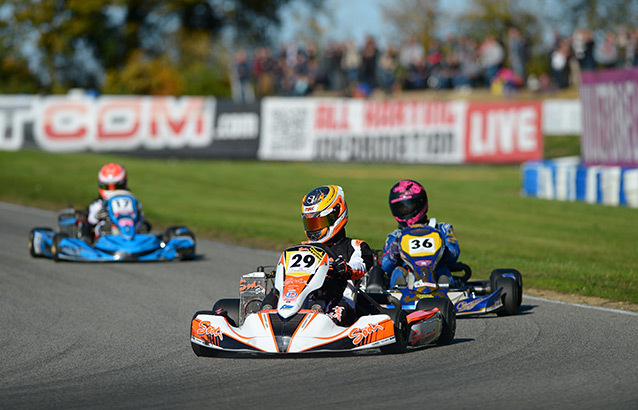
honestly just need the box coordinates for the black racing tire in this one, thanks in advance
[164,226,196,260]
[164,226,195,241]
[212,298,240,327]
[191,341,219,357]
[379,308,408,354]
[496,277,519,316]
[491,269,523,307]
[416,297,456,345]
[51,232,68,262]
[28,227,53,258]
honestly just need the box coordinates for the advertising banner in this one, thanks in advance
[465,101,543,163]
[259,98,466,163]
[0,96,261,158]
[580,68,638,167]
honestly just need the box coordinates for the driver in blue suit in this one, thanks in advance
[381,180,460,288]
[85,163,147,241]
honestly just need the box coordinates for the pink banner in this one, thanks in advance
[580,68,638,167]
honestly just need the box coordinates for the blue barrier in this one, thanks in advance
[522,157,638,208]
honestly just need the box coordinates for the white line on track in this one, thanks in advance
[524,295,638,316]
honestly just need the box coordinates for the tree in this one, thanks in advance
[380,0,440,51]
[0,0,321,94]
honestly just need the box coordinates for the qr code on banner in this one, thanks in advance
[268,106,309,150]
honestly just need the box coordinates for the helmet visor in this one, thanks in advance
[390,196,426,220]
[303,210,337,232]
[99,181,127,190]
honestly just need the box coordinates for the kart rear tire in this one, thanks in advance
[191,341,219,357]
[51,232,68,262]
[416,297,456,345]
[496,277,519,316]
[212,298,240,327]
[28,227,52,258]
[379,308,408,354]
[490,269,523,307]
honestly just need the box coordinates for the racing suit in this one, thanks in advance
[261,229,374,327]
[381,218,460,289]
[86,189,147,240]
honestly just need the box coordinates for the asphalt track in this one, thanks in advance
[1,202,636,410]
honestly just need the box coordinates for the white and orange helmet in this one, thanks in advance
[301,185,348,243]
[98,163,127,196]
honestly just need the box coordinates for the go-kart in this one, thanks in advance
[190,243,456,356]
[365,221,523,317]
[28,190,196,262]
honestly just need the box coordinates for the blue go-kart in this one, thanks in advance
[365,222,523,317]
[28,190,196,262]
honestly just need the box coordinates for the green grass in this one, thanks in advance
[1,149,636,304]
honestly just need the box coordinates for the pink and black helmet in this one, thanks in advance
[389,180,428,227]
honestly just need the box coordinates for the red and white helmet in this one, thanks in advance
[301,185,348,243]
[98,163,127,194]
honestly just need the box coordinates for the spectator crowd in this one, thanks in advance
[230,26,638,102]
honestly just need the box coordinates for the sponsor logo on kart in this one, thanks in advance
[196,321,224,340]
[284,290,298,299]
[239,279,265,293]
[456,298,484,312]
[415,260,432,267]
[410,328,436,344]
[328,306,345,322]
[281,304,294,310]
[62,244,81,256]
[348,322,385,346]
[413,280,437,288]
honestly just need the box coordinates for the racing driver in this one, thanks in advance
[381,179,460,288]
[262,185,374,326]
[84,163,148,241]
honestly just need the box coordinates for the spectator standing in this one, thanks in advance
[596,31,618,68]
[341,39,362,87]
[360,35,379,89]
[231,50,254,103]
[399,35,425,70]
[507,26,529,82]
[378,44,399,94]
[479,35,505,86]
[551,39,572,88]
[572,29,596,70]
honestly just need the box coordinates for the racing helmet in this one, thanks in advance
[389,179,428,227]
[301,185,348,243]
[98,163,127,193]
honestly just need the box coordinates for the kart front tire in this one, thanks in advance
[191,342,219,357]
[417,297,456,345]
[490,269,523,307]
[28,227,52,258]
[51,232,68,262]
[496,277,519,316]
[212,298,240,327]
[380,308,408,354]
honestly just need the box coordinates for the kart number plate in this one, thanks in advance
[285,250,323,276]
[401,233,442,256]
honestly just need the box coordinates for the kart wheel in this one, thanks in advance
[496,277,519,316]
[51,232,68,262]
[164,226,195,241]
[191,342,218,357]
[416,297,456,345]
[380,308,408,354]
[491,269,523,307]
[28,228,52,258]
[212,298,240,327]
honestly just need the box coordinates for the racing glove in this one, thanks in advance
[387,240,400,264]
[331,257,352,279]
